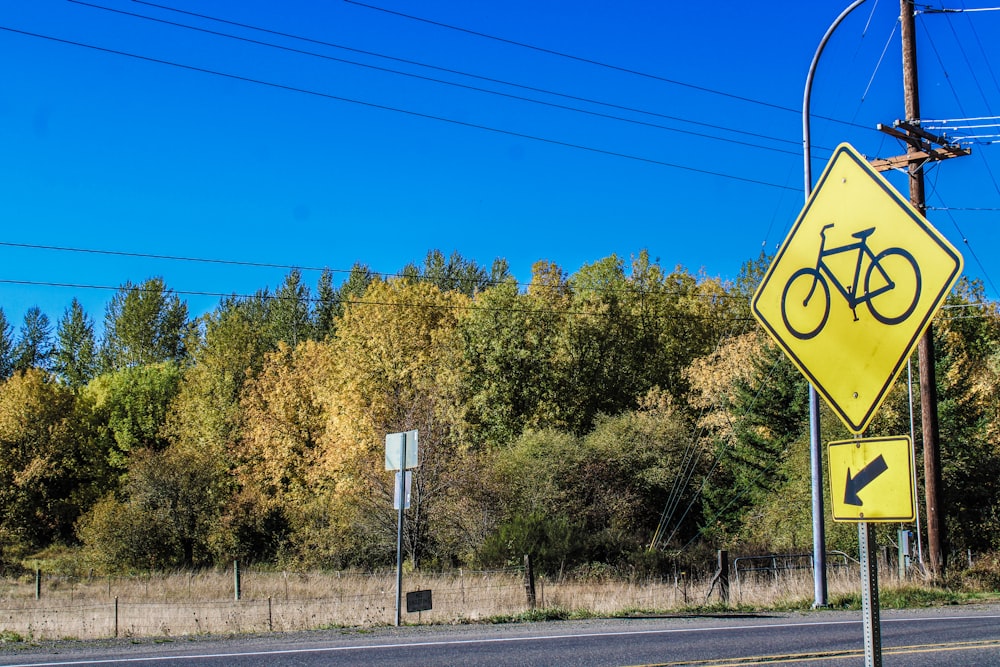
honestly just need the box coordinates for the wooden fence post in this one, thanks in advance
[718,550,730,604]
[234,560,241,601]
[523,554,537,610]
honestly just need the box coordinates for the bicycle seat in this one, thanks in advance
[851,227,876,240]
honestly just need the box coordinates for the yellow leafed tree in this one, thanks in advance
[319,278,473,567]
[236,279,474,567]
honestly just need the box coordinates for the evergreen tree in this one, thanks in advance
[934,280,1000,553]
[338,263,375,307]
[100,278,188,371]
[13,306,53,373]
[421,249,491,297]
[399,262,421,283]
[269,270,311,347]
[489,257,512,285]
[701,340,810,542]
[732,251,772,319]
[0,309,12,380]
[307,263,376,335]
[313,268,338,340]
[53,298,97,388]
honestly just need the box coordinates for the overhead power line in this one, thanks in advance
[925,122,1000,129]
[0,241,333,273]
[857,18,900,111]
[124,0,813,154]
[0,240,755,302]
[917,6,1000,14]
[923,115,1000,123]
[67,0,804,159]
[0,277,756,322]
[937,7,997,118]
[930,192,1000,298]
[0,24,800,192]
[344,0,875,133]
[925,205,1000,210]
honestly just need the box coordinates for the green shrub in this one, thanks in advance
[478,513,581,576]
[0,630,25,643]
[959,553,1000,592]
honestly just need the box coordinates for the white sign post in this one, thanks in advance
[385,430,418,627]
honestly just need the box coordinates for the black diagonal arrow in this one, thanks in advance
[844,454,889,506]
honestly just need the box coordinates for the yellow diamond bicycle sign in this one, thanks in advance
[752,143,963,434]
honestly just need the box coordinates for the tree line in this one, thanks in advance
[1,249,998,576]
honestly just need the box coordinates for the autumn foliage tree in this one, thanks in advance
[316,278,473,568]
[0,370,100,560]
[1,252,997,576]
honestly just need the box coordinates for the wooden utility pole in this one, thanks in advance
[901,0,944,580]
[891,0,965,579]
[871,2,971,579]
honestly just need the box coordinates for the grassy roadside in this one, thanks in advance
[459,584,1000,626]
[2,566,999,642]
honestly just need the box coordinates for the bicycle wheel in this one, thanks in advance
[865,247,921,325]
[781,268,830,340]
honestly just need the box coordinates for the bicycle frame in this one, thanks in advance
[807,223,894,318]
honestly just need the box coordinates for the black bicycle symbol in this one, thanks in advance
[781,223,922,340]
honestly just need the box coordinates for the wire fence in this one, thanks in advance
[0,566,538,639]
[0,556,877,640]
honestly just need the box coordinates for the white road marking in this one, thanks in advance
[4,614,999,666]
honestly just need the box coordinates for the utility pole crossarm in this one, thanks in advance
[869,145,970,172]
[871,122,970,173]
[894,120,954,148]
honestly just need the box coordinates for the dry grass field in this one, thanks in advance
[0,558,905,641]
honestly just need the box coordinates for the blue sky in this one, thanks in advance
[1,0,998,333]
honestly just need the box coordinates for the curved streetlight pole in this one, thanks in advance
[802,0,870,609]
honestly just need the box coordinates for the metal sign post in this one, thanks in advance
[757,139,957,654]
[827,434,915,665]
[394,432,406,627]
[386,430,418,627]
[859,522,883,667]
[800,0,871,607]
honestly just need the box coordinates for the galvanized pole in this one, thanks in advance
[233,560,241,601]
[859,522,883,666]
[802,0,870,608]
[395,432,407,627]
[907,360,925,568]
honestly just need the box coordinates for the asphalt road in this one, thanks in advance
[2,605,999,666]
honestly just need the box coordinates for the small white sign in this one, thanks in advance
[385,430,419,470]
[393,471,412,510]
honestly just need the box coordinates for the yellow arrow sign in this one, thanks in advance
[752,143,963,433]
[828,436,915,522]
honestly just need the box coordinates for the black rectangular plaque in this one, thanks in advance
[405,589,432,613]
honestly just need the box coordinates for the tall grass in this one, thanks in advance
[0,568,532,639]
[0,560,965,641]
